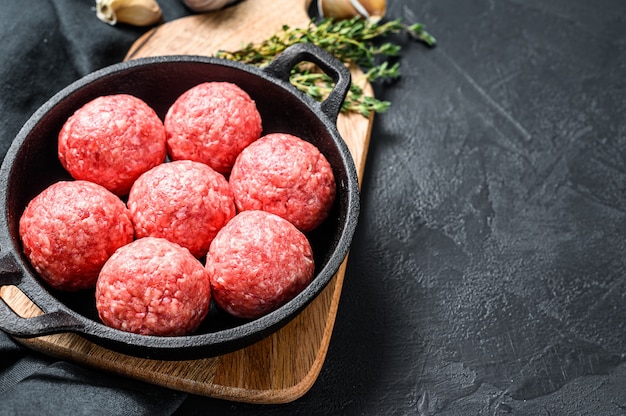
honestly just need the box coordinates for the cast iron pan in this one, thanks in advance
[0,43,359,360]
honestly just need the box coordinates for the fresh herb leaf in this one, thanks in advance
[216,17,435,117]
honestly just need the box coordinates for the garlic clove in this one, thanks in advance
[318,0,386,22]
[181,0,239,13]
[96,0,162,27]
[318,0,359,21]
[359,0,386,20]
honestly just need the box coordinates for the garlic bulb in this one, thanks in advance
[181,0,239,13]
[318,0,386,22]
[96,0,162,26]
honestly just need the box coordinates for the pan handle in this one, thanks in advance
[0,250,83,337]
[263,42,351,124]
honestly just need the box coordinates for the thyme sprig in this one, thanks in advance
[216,17,435,117]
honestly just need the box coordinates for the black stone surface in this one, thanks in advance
[1,1,625,415]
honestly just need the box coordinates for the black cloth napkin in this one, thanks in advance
[0,1,190,415]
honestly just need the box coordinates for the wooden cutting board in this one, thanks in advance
[0,0,373,404]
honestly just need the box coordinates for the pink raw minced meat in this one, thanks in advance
[128,160,236,258]
[58,94,167,196]
[164,82,263,174]
[19,180,134,292]
[229,133,336,232]
[206,210,315,320]
[95,237,211,336]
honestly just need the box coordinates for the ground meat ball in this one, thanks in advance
[164,82,262,174]
[206,210,315,320]
[128,160,236,258]
[95,237,211,336]
[58,94,167,196]
[19,180,134,292]
[229,133,336,232]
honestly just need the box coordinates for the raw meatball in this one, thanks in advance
[58,94,167,196]
[128,160,236,258]
[229,133,336,232]
[164,82,262,174]
[95,237,211,336]
[19,180,134,292]
[206,210,315,319]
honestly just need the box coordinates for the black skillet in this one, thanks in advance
[0,43,359,360]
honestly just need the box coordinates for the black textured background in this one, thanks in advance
[1,1,626,415]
